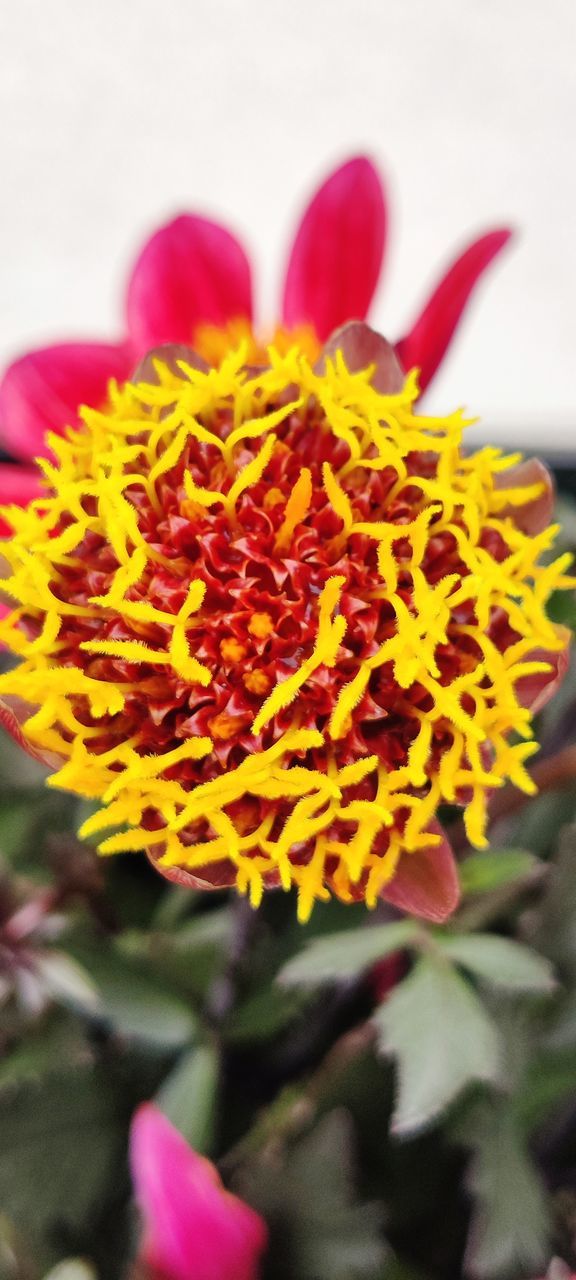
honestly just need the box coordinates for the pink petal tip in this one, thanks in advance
[395,228,513,392]
[125,215,253,354]
[282,156,387,340]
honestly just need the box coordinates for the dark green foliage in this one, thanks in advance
[2,489,576,1279]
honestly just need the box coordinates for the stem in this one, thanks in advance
[204,895,257,1030]
[220,1021,375,1175]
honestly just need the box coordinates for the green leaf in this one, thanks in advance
[226,986,309,1043]
[437,934,557,994]
[120,908,234,1002]
[68,940,197,1050]
[542,988,576,1052]
[514,1048,576,1134]
[374,957,501,1134]
[458,850,537,896]
[0,1064,137,1269]
[0,789,76,869]
[504,790,576,860]
[151,884,201,929]
[35,951,103,1016]
[532,824,576,976]
[457,1103,549,1278]
[277,921,417,988]
[240,1110,388,1280]
[0,1011,92,1091]
[156,1043,219,1153]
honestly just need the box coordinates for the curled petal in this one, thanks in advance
[0,465,43,534]
[0,342,133,462]
[516,626,571,714]
[382,824,460,922]
[319,321,404,393]
[147,847,282,894]
[496,458,555,535]
[147,851,238,892]
[125,215,253,354]
[0,695,58,768]
[282,156,387,340]
[395,229,513,391]
[130,1104,267,1280]
[132,344,209,384]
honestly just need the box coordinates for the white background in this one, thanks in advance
[0,0,574,450]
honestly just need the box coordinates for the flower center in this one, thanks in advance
[0,341,571,919]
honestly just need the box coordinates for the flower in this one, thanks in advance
[129,1103,267,1280]
[0,323,571,922]
[0,156,511,511]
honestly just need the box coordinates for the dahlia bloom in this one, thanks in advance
[130,1104,267,1280]
[0,155,511,520]
[0,324,571,922]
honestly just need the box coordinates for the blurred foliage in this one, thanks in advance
[1,484,576,1279]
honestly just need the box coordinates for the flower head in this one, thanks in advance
[0,325,571,921]
[130,1104,267,1280]
[0,155,511,510]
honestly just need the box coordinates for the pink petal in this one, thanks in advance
[125,216,253,354]
[0,465,43,533]
[0,342,133,463]
[395,229,513,392]
[130,1104,267,1280]
[382,824,460,922]
[319,321,404,393]
[516,626,571,714]
[282,157,387,340]
[496,458,555,535]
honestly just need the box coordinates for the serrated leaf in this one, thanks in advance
[458,850,537,896]
[374,957,501,1134]
[438,934,556,994]
[277,921,417,988]
[156,1043,219,1153]
[458,1104,549,1278]
[239,1110,388,1280]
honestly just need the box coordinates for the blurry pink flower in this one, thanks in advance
[130,1104,267,1280]
[0,155,511,511]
